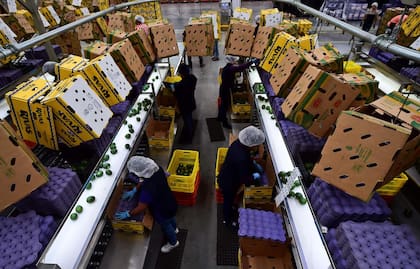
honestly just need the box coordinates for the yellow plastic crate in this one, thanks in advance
[344,60,363,73]
[167,150,200,193]
[376,173,409,196]
[231,91,252,114]
[244,186,273,199]
[215,147,228,189]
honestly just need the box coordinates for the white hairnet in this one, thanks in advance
[371,2,378,7]
[42,61,57,76]
[135,15,145,24]
[127,156,159,178]
[226,55,240,64]
[238,126,265,147]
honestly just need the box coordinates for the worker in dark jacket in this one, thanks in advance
[115,156,179,253]
[217,126,265,228]
[217,56,254,129]
[173,63,197,142]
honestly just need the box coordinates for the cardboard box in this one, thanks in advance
[84,40,109,60]
[109,39,145,83]
[274,21,299,37]
[77,53,131,106]
[55,55,89,80]
[260,8,283,26]
[40,5,61,27]
[312,107,418,201]
[6,77,59,150]
[0,14,34,40]
[339,72,379,108]
[127,29,156,65]
[296,34,317,51]
[239,248,293,269]
[129,1,163,22]
[107,29,127,44]
[184,22,214,57]
[150,22,179,58]
[282,65,360,137]
[157,88,177,117]
[107,12,135,33]
[309,43,344,73]
[225,21,255,57]
[146,116,174,148]
[269,46,311,98]
[41,75,113,144]
[233,7,253,21]
[297,19,312,35]
[62,5,77,23]
[402,6,420,37]
[260,31,296,74]
[0,120,49,211]
[107,179,153,234]
[251,26,275,59]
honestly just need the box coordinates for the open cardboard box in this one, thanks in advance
[312,92,419,201]
[106,179,153,234]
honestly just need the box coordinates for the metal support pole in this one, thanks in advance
[17,0,58,61]
[0,0,151,60]
[274,0,420,63]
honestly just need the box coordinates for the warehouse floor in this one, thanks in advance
[99,2,409,269]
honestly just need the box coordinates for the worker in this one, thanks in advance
[217,126,266,228]
[361,2,379,32]
[115,156,179,253]
[135,15,150,36]
[217,56,255,129]
[173,63,197,143]
[387,14,408,32]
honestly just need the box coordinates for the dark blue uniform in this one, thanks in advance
[139,167,178,244]
[217,140,253,224]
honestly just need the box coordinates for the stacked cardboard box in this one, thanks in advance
[0,14,34,40]
[77,54,132,106]
[282,65,360,138]
[127,29,156,65]
[5,77,59,150]
[41,75,113,147]
[402,6,420,38]
[296,34,317,51]
[84,40,108,59]
[339,72,379,108]
[107,12,135,33]
[185,17,214,57]
[251,26,275,59]
[55,55,89,80]
[0,120,49,211]
[39,5,61,27]
[109,39,145,83]
[260,31,296,74]
[130,1,163,22]
[313,92,419,201]
[150,22,179,58]
[297,19,312,35]
[260,8,283,26]
[225,21,255,57]
[107,29,127,44]
[274,20,299,37]
[233,7,253,21]
[200,10,221,41]
[309,43,344,73]
[269,46,312,98]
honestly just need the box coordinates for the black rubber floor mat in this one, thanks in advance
[154,229,188,269]
[206,118,225,142]
[216,204,239,266]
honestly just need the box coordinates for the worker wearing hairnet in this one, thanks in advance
[115,156,179,253]
[135,15,150,35]
[217,126,265,228]
[217,56,256,129]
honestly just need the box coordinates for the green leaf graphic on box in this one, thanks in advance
[345,145,352,151]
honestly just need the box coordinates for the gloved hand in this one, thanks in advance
[249,58,260,65]
[252,172,261,181]
[122,187,137,201]
[115,210,131,220]
[253,160,264,174]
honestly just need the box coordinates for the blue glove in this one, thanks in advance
[122,187,137,201]
[115,210,131,220]
[253,160,264,174]
[252,172,261,181]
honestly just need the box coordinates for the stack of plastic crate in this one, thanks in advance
[167,150,200,206]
